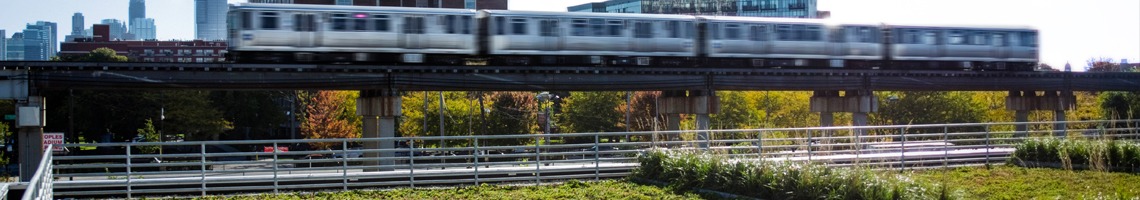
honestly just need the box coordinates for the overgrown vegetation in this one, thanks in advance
[908,165,1140,199]
[634,149,960,200]
[1011,138,1140,172]
[189,180,705,200]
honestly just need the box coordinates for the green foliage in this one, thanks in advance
[47,90,232,143]
[399,92,487,147]
[136,119,160,154]
[709,91,756,130]
[163,91,233,141]
[635,149,959,200]
[191,180,704,200]
[54,47,129,62]
[1100,91,1140,120]
[558,92,624,142]
[1012,138,1140,172]
[209,91,288,139]
[483,92,537,146]
[909,165,1140,199]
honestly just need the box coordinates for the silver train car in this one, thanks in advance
[227,3,1038,71]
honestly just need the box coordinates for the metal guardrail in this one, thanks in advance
[21,145,53,200]
[47,119,1140,198]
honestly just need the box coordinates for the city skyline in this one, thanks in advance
[0,0,1136,68]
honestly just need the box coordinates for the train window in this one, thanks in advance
[461,16,472,34]
[725,24,741,40]
[665,21,678,38]
[353,14,368,31]
[971,32,989,45]
[331,14,348,31]
[373,15,390,32]
[444,15,455,34]
[904,30,920,44]
[922,31,938,45]
[571,19,588,36]
[634,21,652,38]
[495,17,506,35]
[403,17,425,34]
[804,26,820,41]
[776,24,791,40]
[829,27,844,42]
[750,25,767,41]
[948,30,965,45]
[1020,32,1036,47]
[710,23,721,40]
[858,27,877,43]
[607,20,623,37]
[241,12,252,30]
[511,18,527,35]
[992,33,1006,46]
[260,12,279,30]
[682,22,694,39]
[590,19,605,36]
[540,20,559,37]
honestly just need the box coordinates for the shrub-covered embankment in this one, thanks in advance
[634,149,959,200]
[1012,138,1140,172]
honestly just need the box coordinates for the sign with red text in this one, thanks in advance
[43,132,64,152]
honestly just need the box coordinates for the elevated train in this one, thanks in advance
[228,3,1038,71]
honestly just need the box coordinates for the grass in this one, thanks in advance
[1012,138,1140,172]
[908,165,1140,199]
[635,149,959,200]
[182,180,708,200]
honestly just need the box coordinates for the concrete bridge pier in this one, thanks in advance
[1006,90,1075,138]
[358,90,402,171]
[658,90,719,149]
[810,90,877,138]
[17,96,45,181]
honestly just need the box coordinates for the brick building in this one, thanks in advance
[250,0,509,9]
[60,24,227,63]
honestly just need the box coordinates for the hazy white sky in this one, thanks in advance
[1,0,1137,69]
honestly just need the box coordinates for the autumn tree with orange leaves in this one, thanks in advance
[300,91,361,150]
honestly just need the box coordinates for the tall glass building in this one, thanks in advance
[23,21,58,61]
[0,30,6,61]
[569,0,818,18]
[129,0,146,27]
[100,19,128,40]
[6,33,24,61]
[195,0,228,41]
[131,18,157,40]
[71,13,85,36]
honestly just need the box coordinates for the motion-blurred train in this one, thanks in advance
[227,3,1038,71]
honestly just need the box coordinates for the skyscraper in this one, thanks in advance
[100,19,128,40]
[6,33,25,61]
[0,30,6,61]
[131,18,157,40]
[71,13,85,36]
[23,21,57,61]
[195,0,227,41]
[129,0,146,27]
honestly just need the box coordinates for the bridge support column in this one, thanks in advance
[810,90,877,137]
[1006,90,1075,138]
[17,96,45,181]
[659,90,719,149]
[358,90,402,171]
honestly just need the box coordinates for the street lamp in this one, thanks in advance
[536,92,554,145]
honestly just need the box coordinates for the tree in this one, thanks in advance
[300,91,359,150]
[871,91,984,135]
[558,92,623,143]
[209,91,289,140]
[53,47,128,62]
[483,92,537,146]
[136,119,160,154]
[163,91,233,141]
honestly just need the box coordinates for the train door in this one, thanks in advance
[632,20,655,52]
[537,18,561,51]
[294,13,319,47]
[992,32,1010,59]
[828,27,847,68]
[402,15,426,49]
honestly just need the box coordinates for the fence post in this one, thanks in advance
[126,143,132,199]
[807,130,813,162]
[200,143,206,197]
[943,126,949,170]
[595,134,600,181]
[273,142,279,195]
[342,139,348,191]
[534,137,541,185]
[409,139,416,188]
[900,127,906,172]
[985,125,991,166]
[474,137,480,185]
[756,131,763,160]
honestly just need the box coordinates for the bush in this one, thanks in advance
[634,149,959,200]
[1013,138,1140,172]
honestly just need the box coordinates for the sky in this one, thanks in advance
[0,0,1137,69]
